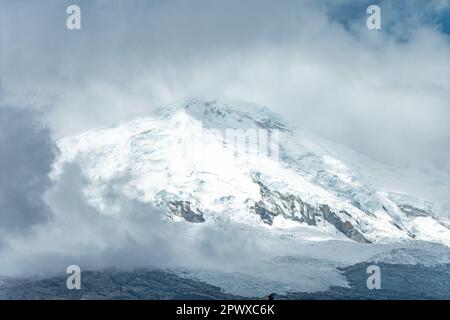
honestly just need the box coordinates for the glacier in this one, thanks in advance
[53,99,450,246]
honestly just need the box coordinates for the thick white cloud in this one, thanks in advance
[0,163,266,277]
[1,0,449,169]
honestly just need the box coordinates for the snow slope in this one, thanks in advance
[53,99,450,247]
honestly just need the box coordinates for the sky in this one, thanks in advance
[1,0,449,168]
[0,0,449,277]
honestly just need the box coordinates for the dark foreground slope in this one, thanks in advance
[1,263,449,300]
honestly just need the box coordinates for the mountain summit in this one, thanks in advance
[54,100,450,246]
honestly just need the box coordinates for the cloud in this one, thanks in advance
[0,107,57,233]
[0,102,259,277]
[324,0,450,35]
[1,0,449,170]
[0,162,261,276]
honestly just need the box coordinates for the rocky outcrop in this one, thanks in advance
[251,178,371,243]
[319,205,371,243]
[166,201,205,223]
[251,180,318,225]
[398,205,431,217]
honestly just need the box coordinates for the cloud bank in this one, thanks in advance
[1,0,449,169]
[0,107,56,234]
[0,161,272,277]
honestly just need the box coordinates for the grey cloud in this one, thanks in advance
[0,0,449,170]
[0,235,8,251]
[0,107,57,233]
[0,163,261,276]
[0,163,177,275]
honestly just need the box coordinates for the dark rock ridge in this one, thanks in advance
[397,204,450,230]
[319,205,371,243]
[250,177,371,243]
[3,263,449,300]
[0,269,241,300]
[398,205,431,217]
[163,175,372,243]
[166,201,205,223]
[283,262,450,300]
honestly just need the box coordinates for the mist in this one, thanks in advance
[1,0,449,169]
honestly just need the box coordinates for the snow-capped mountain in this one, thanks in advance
[53,99,450,247]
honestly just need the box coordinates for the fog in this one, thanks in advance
[0,0,449,277]
[1,0,449,168]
